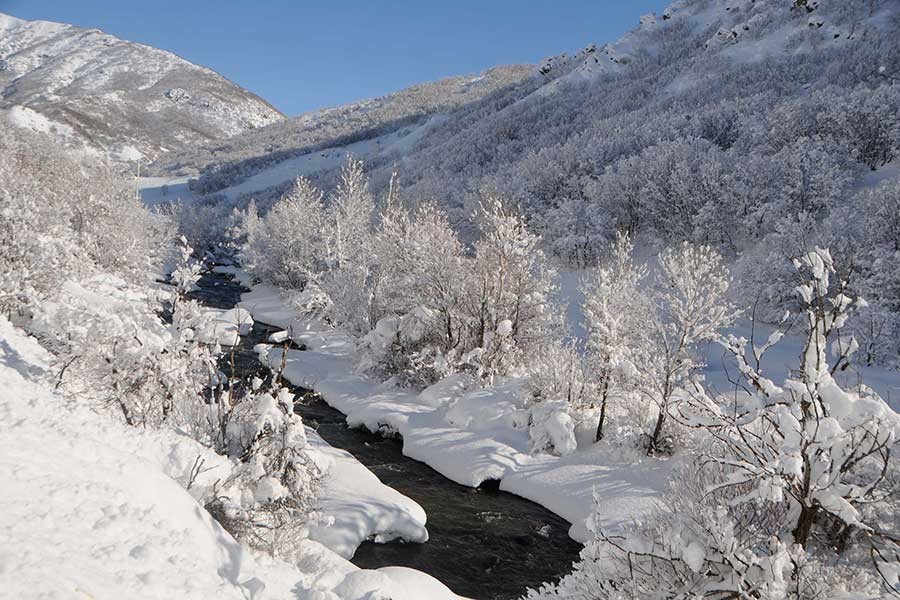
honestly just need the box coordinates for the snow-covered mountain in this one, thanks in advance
[0,12,283,163]
[153,64,531,186]
[159,0,900,222]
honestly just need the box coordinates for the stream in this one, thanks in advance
[192,270,582,600]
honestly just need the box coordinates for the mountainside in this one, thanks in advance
[380,0,900,221]
[155,64,531,187]
[0,12,283,163]
[166,1,900,225]
[161,0,900,364]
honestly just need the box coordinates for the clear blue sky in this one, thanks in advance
[2,0,671,116]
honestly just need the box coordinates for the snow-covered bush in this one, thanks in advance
[528,460,884,600]
[525,339,589,456]
[71,168,166,280]
[38,240,221,433]
[210,377,321,560]
[356,306,453,387]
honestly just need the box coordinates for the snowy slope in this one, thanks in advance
[0,315,467,600]
[155,64,531,184]
[219,114,449,201]
[0,12,283,163]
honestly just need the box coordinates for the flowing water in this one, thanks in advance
[193,270,581,600]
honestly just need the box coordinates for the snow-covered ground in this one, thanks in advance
[136,175,196,207]
[306,428,428,559]
[218,114,447,202]
[0,314,467,600]
[240,284,678,544]
[135,114,447,208]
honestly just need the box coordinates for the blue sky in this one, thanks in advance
[2,0,671,116]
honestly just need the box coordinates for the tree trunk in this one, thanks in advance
[792,504,818,548]
[647,407,666,456]
[595,376,610,442]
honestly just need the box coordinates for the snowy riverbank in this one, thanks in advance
[240,283,677,543]
[0,314,466,600]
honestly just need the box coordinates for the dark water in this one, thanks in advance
[192,270,581,600]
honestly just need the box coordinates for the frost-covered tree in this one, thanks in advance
[528,459,887,600]
[0,129,80,316]
[694,248,898,553]
[461,197,558,381]
[581,233,651,442]
[357,200,469,385]
[326,155,375,270]
[529,248,900,600]
[245,177,327,289]
[842,179,900,366]
[639,243,737,454]
[320,157,377,335]
[0,126,163,316]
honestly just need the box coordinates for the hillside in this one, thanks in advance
[154,64,531,187]
[163,0,900,364]
[0,12,283,163]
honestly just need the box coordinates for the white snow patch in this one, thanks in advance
[220,114,448,201]
[136,175,197,207]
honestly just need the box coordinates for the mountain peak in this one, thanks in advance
[0,11,283,163]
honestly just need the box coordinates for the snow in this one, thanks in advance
[418,372,476,408]
[0,315,464,599]
[855,160,900,193]
[0,317,299,600]
[219,114,448,201]
[6,104,74,138]
[306,428,429,558]
[195,306,254,346]
[4,105,102,158]
[136,175,197,207]
[241,285,355,356]
[243,283,674,543]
